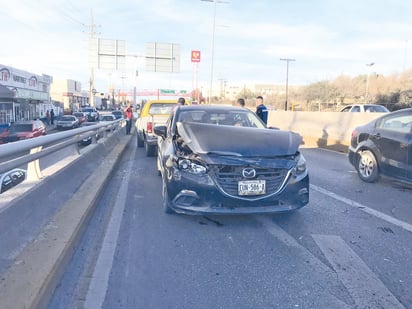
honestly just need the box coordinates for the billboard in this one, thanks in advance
[145,42,180,73]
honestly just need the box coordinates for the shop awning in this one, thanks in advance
[0,84,14,99]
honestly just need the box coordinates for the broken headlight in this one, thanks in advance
[292,153,307,176]
[178,158,207,175]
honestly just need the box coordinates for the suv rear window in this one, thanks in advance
[148,103,174,115]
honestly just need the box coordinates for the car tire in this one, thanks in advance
[162,176,174,214]
[157,156,162,176]
[357,150,379,182]
[137,133,144,147]
[144,140,156,157]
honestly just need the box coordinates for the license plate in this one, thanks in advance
[238,180,266,196]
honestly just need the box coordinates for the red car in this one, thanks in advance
[73,112,88,125]
[4,120,47,143]
[0,126,9,144]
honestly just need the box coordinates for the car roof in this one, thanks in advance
[177,105,246,112]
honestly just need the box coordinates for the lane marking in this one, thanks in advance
[313,234,404,309]
[255,215,352,308]
[84,144,136,309]
[311,184,412,233]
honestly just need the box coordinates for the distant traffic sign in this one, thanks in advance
[191,50,201,62]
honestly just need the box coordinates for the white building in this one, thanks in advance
[0,64,53,125]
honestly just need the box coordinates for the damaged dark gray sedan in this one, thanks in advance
[154,105,309,215]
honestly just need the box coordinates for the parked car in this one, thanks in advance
[348,108,412,183]
[154,105,309,215]
[4,120,46,143]
[80,107,99,121]
[111,110,124,120]
[135,99,181,156]
[0,125,10,144]
[0,168,26,194]
[56,115,80,130]
[340,104,389,113]
[78,122,101,146]
[100,114,116,122]
[72,112,88,125]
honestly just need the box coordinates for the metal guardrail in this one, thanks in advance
[0,119,126,179]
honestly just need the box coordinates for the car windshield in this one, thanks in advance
[60,116,75,121]
[101,116,114,121]
[177,110,266,128]
[365,105,389,112]
[10,124,32,133]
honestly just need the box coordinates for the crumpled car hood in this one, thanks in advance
[177,122,302,157]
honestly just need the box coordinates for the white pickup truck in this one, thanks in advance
[135,100,177,156]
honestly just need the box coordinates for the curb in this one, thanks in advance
[0,134,133,309]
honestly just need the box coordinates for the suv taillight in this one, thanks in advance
[147,122,153,133]
[351,130,357,139]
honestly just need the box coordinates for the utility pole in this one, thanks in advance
[280,58,295,111]
[87,9,99,107]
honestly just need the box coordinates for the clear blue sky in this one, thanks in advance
[2,0,412,94]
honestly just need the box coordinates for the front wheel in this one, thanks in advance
[356,150,379,182]
[162,176,174,214]
[145,140,156,157]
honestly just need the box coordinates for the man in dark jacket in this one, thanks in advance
[255,96,268,124]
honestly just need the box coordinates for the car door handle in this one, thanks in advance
[400,143,408,149]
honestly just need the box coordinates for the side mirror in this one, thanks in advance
[154,125,167,138]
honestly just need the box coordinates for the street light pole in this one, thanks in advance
[201,0,227,104]
[280,58,295,111]
[365,62,375,103]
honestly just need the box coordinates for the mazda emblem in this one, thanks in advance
[242,168,256,179]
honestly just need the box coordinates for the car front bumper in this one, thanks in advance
[166,169,309,215]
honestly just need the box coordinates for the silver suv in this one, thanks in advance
[340,104,389,113]
[80,107,99,121]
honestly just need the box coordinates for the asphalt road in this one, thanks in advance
[47,140,412,308]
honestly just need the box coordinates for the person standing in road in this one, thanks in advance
[236,98,245,107]
[124,104,133,135]
[255,96,268,125]
[177,97,185,106]
[50,109,55,125]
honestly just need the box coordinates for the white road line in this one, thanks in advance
[84,145,136,309]
[311,184,412,233]
[313,234,404,309]
[255,215,352,308]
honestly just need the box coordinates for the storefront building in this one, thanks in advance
[0,65,52,125]
[50,79,89,114]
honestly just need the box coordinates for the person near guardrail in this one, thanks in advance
[50,109,55,125]
[46,110,50,125]
[124,104,133,135]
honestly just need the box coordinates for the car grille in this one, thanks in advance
[211,165,289,198]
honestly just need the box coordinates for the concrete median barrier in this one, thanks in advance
[0,132,133,309]
[268,111,384,152]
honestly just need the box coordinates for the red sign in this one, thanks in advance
[191,50,201,63]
